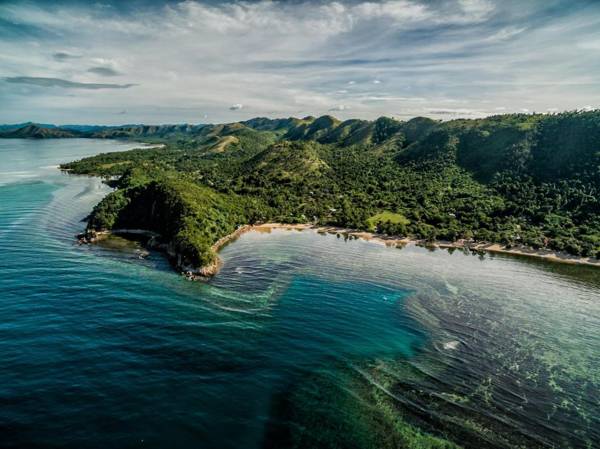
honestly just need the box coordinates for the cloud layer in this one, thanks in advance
[1,0,599,124]
[5,76,134,89]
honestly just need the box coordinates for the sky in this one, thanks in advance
[1,0,600,125]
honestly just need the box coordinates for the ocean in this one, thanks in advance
[0,139,598,448]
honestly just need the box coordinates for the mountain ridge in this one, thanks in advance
[41,110,600,272]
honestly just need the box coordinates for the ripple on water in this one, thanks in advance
[1,140,599,449]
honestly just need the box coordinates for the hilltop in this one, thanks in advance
[0,124,82,139]
[55,111,600,275]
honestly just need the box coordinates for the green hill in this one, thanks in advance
[59,110,600,268]
[244,141,329,183]
[0,124,81,138]
[86,168,264,271]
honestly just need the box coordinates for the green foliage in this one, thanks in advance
[88,189,129,229]
[0,124,81,138]
[88,169,264,268]
[62,111,600,261]
[530,110,600,181]
[367,211,410,233]
[373,117,404,144]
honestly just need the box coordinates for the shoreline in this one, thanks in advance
[218,223,600,269]
[79,223,600,281]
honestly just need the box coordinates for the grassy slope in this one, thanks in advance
[367,212,410,232]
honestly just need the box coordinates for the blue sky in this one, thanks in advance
[1,0,599,124]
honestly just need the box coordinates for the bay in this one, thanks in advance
[0,139,598,448]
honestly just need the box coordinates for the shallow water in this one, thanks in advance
[0,139,598,448]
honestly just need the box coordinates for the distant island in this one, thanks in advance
[0,122,207,140]
[4,112,599,276]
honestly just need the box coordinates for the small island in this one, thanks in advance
[47,111,600,277]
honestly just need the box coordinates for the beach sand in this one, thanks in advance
[222,223,600,269]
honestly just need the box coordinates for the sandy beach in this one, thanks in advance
[80,222,600,281]
[218,222,600,269]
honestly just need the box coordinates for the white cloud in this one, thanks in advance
[363,96,426,102]
[486,26,527,42]
[229,104,243,110]
[457,0,494,22]
[352,1,429,23]
[1,0,599,124]
[426,107,478,116]
[329,105,349,111]
[578,40,600,50]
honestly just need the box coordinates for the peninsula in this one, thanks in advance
[15,111,596,276]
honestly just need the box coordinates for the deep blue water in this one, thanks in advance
[0,139,599,448]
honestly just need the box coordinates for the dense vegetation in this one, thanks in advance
[86,168,264,268]
[57,111,600,271]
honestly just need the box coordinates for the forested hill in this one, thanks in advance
[0,123,208,140]
[59,111,600,273]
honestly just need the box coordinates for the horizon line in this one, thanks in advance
[2,108,598,128]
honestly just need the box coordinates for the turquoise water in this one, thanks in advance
[0,139,599,448]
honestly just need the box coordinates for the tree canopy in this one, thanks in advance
[59,111,600,268]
